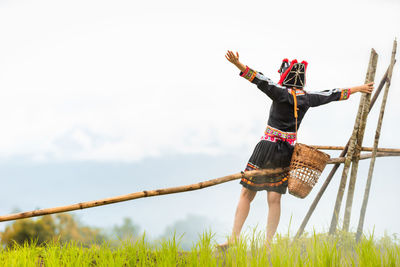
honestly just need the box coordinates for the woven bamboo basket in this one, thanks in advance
[288,143,330,198]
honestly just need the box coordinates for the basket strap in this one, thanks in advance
[291,89,299,137]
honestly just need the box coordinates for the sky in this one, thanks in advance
[0,0,399,242]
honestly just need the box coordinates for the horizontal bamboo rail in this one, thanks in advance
[312,146,400,153]
[327,152,399,164]
[1,152,398,223]
[0,167,289,222]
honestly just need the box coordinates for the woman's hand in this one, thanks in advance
[225,50,246,72]
[225,50,240,64]
[351,82,374,94]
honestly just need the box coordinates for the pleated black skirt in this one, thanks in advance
[240,139,294,194]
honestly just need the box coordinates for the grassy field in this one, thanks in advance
[1,230,399,266]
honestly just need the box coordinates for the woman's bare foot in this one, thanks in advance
[216,242,230,251]
[216,236,239,251]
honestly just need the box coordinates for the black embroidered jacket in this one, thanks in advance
[240,66,351,133]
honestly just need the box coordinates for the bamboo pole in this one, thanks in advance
[0,167,288,222]
[370,60,396,110]
[329,49,378,234]
[311,146,400,153]
[294,61,391,239]
[1,151,398,223]
[356,39,397,242]
[343,49,379,232]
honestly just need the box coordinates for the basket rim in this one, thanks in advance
[295,142,331,159]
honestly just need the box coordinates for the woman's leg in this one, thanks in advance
[231,187,257,241]
[266,191,282,243]
[219,186,257,246]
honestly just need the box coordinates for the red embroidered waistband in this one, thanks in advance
[261,125,296,146]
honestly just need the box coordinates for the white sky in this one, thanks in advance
[0,0,399,239]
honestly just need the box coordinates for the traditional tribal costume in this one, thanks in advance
[240,59,352,193]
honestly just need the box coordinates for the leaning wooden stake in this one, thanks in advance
[370,59,396,109]
[356,39,397,242]
[0,167,288,222]
[342,50,379,231]
[294,63,391,239]
[329,49,378,234]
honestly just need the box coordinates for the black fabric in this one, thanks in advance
[240,140,293,193]
[238,69,348,192]
[247,72,343,132]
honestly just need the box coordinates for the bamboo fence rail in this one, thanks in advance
[1,151,399,223]
[356,39,397,241]
[327,152,399,164]
[0,167,289,222]
[311,146,400,153]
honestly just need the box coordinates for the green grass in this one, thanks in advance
[0,230,399,266]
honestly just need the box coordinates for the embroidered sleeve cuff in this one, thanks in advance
[239,66,257,82]
[339,88,351,100]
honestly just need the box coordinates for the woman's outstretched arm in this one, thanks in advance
[225,50,288,102]
[225,50,246,72]
[308,82,375,107]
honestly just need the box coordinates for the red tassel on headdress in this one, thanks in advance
[301,60,308,70]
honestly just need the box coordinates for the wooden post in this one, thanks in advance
[356,39,397,242]
[342,49,379,231]
[370,60,396,110]
[329,49,378,234]
[294,64,390,239]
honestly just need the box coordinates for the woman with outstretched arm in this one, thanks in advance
[218,51,374,250]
